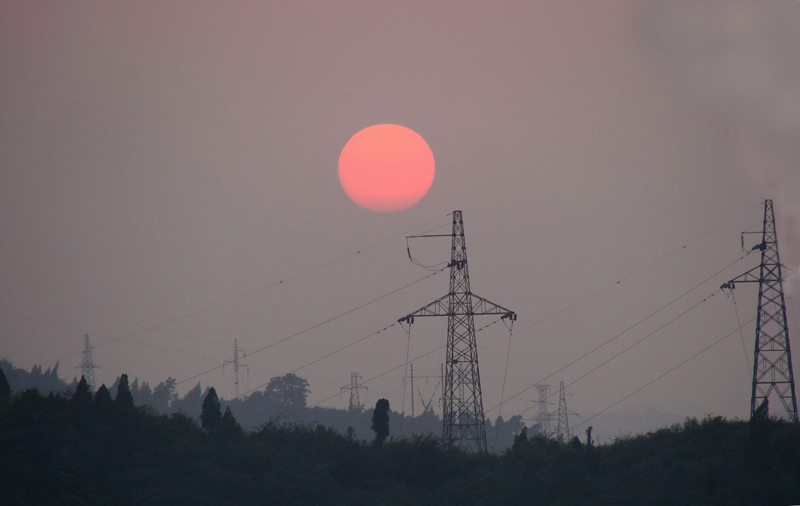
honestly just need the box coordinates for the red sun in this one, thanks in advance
[338,124,435,212]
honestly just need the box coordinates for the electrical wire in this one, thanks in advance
[291,315,505,416]
[493,319,515,449]
[573,315,756,431]
[399,324,412,434]
[517,289,722,418]
[729,290,753,380]
[0,308,223,368]
[4,294,231,349]
[496,319,514,421]
[486,250,755,415]
[405,224,452,271]
[510,203,762,338]
[176,266,447,388]
[13,213,452,368]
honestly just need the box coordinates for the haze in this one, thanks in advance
[2,1,800,434]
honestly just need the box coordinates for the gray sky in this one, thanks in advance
[2,1,800,424]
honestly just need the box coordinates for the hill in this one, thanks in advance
[1,382,798,505]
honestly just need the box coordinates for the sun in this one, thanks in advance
[338,124,435,212]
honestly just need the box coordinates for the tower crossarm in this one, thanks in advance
[720,265,763,289]
[399,292,516,323]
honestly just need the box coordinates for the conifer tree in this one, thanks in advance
[371,398,390,446]
[0,367,10,399]
[114,373,134,408]
[201,387,222,432]
[71,375,93,412]
[220,405,241,436]
[95,384,114,412]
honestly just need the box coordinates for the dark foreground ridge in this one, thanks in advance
[1,383,799,505]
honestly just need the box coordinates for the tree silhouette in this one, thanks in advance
[220,406,242,436]
[150,377,177,413]
[94,384,113,412]
[201,387,222,432]
[371,398,390,446]
[265,373,310,413]
[0,367,10,399]
[71,375,93,412]
[114,373,134,408]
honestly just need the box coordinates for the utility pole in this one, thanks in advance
[410,363,414,418]
[341,372,368,411]
[555,381,573,441]
[722,199,798,422]
[400,211,517,453]
[223,340,247,399]
[535,384,552,436]
[78,334,98,389]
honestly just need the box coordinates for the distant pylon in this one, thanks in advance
[555,381,573,441]
[535,384,552,436]
[341,372,367,411]
[78,334,98,389]
[722,199,798,422]
[400,211,517,453]
[223,340,248,399]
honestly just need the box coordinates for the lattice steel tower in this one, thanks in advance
[224,340,248,399]
[722,199,798,422]
[79,334,98,389]
[400,211,516,453]
[555,381,572,441]
[341,372,367,411]
[535,384,552,436]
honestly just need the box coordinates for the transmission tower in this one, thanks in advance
[399,211,516,453]
[721,199,798,422]
[341,372,367,411]
[555,381,573,441]
[78,334,98,389]
[534,384,552,436]
[223,340,248,399]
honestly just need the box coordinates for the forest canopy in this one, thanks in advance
[1,379,799,505]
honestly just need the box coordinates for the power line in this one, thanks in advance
[510,203,762,339]
[0,308,223,369]
[177,267,447,388]
[295,316,506,415]
[574,315,757,431]
[4,294,232,349]
[10,214,451,367]
[729,290,753,380]
[486,250,755,415]
[518,289,723,418]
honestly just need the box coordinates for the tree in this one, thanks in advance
[201,387,222,432]
[114,373,134,408]
[512,426,528,450]
[748,398,771,464]
[265,373,310,413]
[150,377,177,413]
[94,384,114,412]
[0,367,10,399]
[220,406,241,436]
[371,398,390,446]
[172,382,203,415]
[71,375,93,412]
[131,379,152,404]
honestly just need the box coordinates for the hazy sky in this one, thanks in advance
[2,1,800,426]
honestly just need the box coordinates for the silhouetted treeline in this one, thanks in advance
[0,361,526,449]
[1,376,799,505]
[0,358,71,395]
